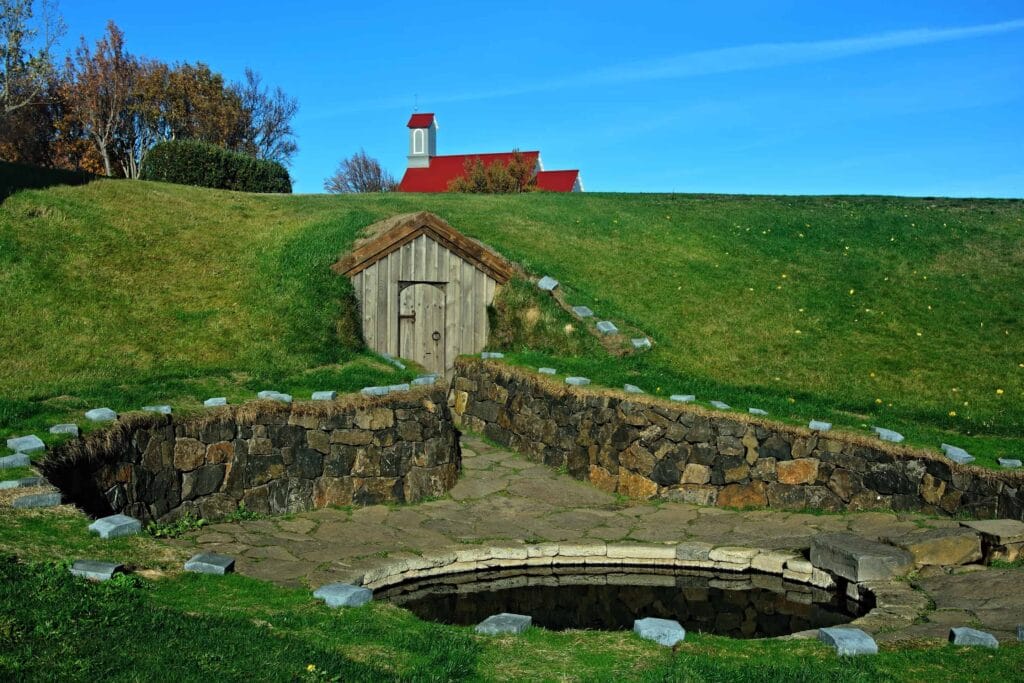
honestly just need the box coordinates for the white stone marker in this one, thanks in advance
[572,306,594,318]
[633,617,686,646]
[748,408,768,416]
[70,560,124,582]
[481,352,504,359]
[538,368,557,375]
[204,397,228,407]
[671,395,695,403]
[476,613,532,635]
[313,583,373,608]
[6,435,44,453]
[596,321,618,334]
[941,443,974,465]
[631,337,652,350]
[873,426,904,443]
[311,391,337,401]
[88,514,142,539]
[0,453,31,469]
[185,552,236,575]
[623,384,645,394]
[85,408,117,422]
[949,627,998,648]
[537,276,559,291]
[142,405,172,415]
[49,423,79,436]
[710,401,731,410]
[809,420,832,432]
[818,627,878,656]
[565,377,591,386]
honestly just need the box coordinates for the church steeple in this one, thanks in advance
[407,113,437,168]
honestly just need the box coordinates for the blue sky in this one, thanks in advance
[60,1,1023,196]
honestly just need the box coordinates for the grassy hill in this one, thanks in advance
[1,163,1022,465]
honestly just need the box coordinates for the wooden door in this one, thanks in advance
[399,283,446,375]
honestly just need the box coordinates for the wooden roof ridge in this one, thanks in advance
[331,211,514,284]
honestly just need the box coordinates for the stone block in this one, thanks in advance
[949,627,998,648]
[6,435,44,453]
[998,458,1021,469]
[311,391,337,401]
[142,405,172,415]
[941,443,974,465]
[670,394,695,403]
[631,337,652,350]
[184,552,236,575]
[0,476,43,490]
[361,386,390,396]
[0,453,31,469]
[873,426,904,443]
[313,583,373,608]
[11,491,61,508]
[85,407,117,422]
[537,276,559,291]
[681,463,711,485]
[892,528,981,566]
[49,423,79,436]
[634,617,685,646]
[809,420,832,432]
[958,519,1024,545]
[411,374,439,386]
[204,397,228,407]
[88,514,143,540]
[70,560,124,582]
[748,408,768,416]
[538,367,557,375]
[607,544,677,561]
[596,321,618,334]
[565,377,591,387]
[818,627,878,656]
[481,352,504,359]
[476,613,532,635]
[623,384,644,394]
[709,546,759,566]
[572,306,593,318]
[810,533,914,582]
[777,458,819,485]
[710,400,730,410]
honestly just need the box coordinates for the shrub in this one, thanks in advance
[140,139,291,193]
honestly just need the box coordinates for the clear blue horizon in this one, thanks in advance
[60,1,1023,197]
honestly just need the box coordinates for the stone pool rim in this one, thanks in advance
[326,542,925,639]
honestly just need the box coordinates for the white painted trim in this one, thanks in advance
[413,129,425,155]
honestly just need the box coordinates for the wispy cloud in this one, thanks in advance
[308,18,1024,118]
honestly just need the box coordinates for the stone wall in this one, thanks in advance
[449,360,1023,520]
[44,387,459,522]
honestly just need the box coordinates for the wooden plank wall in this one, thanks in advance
[349,234,500,372]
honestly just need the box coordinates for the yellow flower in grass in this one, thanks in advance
[875,398,882,404]
[949,411,957,417]
[307,664,317,673]
[996,389,1004,395]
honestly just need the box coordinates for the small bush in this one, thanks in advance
[140,140,291,193]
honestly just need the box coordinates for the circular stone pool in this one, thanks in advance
[379,566,872,637]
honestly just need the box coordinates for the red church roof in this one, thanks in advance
[398,151,540,193]
[535,170,580,192]
[407,113,436,128]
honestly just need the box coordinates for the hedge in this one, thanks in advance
[140,140,291,193]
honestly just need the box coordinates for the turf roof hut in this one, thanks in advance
[332,212,513,375]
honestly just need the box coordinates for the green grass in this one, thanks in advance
[1,554,1021,682]
[1,170,1022,465]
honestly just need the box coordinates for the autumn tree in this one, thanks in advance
[64,20,134,176]
[234,67,298,165]
[447,151,536,193]
[324,149,396,193]
[0,0,64,118]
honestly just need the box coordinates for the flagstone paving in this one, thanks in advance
[170,435,1024,643]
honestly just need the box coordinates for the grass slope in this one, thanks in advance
[1,170,1022,463]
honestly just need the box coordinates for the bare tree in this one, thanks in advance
[234,67,298,165]
[0,0,64,117]
[324,149,397,193]
[64,20,134,176]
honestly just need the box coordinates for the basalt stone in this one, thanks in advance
[142,405,172,415]
[949,627,998,648]
[88,514,143,539]
[818,627,878,656]
[810,533,914,582]
[538,368,557,375]
[709,400,730,410]
[6,434,44,453]
[891,527,981,566]
[204,397,228,407]
[572,306,594,318]
[670,394,695,403]
[312,391,337,401]
[11,491,61,508]
[809,420,832,432]
[476,613,532,635]
[0,453,30,469]
[314,583,373,608]
[634,617,686,646]
[85,408,117,422]
[537,276,559,291]
[596,321,618,334]
[623,384,645,394]
[70,560,125,582]
[873,426,904,443]
[185,552,235,575]
[863,464,916,495]
[631,337,652,350]
[49,423,80,437]
[759,435,791,460]
[182,464,225,500]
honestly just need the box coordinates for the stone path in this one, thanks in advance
[172,435,1024,643]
